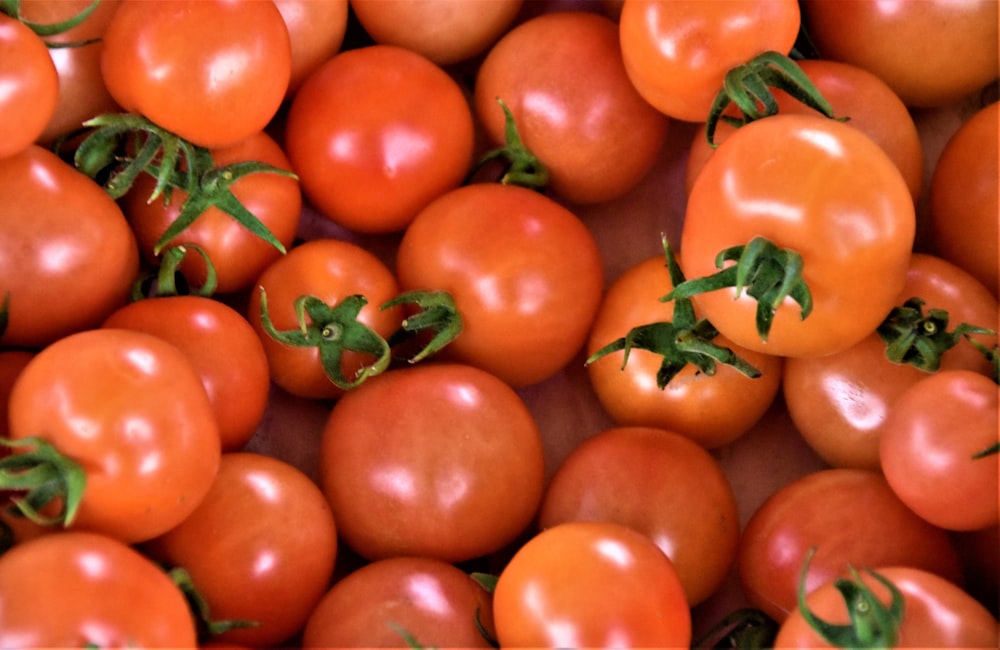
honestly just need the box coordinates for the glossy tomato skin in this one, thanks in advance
[774,566,999,649]
[396,183,604,387]
[738,468,965,623]
[474,10,670,205]
[144,452,338,647]
[284,44,475,234]
[493,520,691,648]
[681,114,916,358]
[0,13,58,158]
[102,295,271,452]
[302,556,495,649]
[320,362,546,563]
[273,0,349,95]
[7,328,221,543]
[0,145,139,349]
[0,531,198,648]
[619,0,800,123]
[100,0,291,148]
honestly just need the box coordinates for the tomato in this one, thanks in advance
[679,114,916,358]
[121,130,301,295]
[774,566,999,649]
[100,0,292,149]
[396,183,604,387]
[929,100,999,297]
[101,295,271,452]
[301,556,495,649]
[0,350,32,442]
[144,452,338,647]
[538,426,740,607]
[473,10,670,205]
[319,362,546,563]
[0,13,58,158]
[273,0,349,95]
[283,44,475,234]
[493,520,691,648]
[800,0,999,108]
[618,0,801,123]
[738,468,965,622]
[0,144,139,350]
[0,531,198,648]
[880,370,999,532]
[6,328,221,543]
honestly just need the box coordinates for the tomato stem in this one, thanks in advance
[381,290,463,363]
[876,297,996,372]
[0,436,86,528]
[167,566,260,640]
[131,243,218,300]
[0,0,101,40]
[468,97,549,190]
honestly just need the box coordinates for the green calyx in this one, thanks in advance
[468,97,549,190]
[381,290,463,363]
[1,0,101,43]
[168,566,259,639]
[877,297,996,372]
[131,243,218,300]
[0,436,86,527]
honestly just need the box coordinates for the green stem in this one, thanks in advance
[1,0,101,39]
[167,566,259,639]
[876,297,996,372]
[130,243,219,300]
[467,97,548,190]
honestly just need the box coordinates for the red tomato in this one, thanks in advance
[284,44,475,234]
[618,0,801,122]
[680,114,915,358]
[0,144,139,349]
[144,452,338,647]
[493,520,691,648]
[0,13,58,158]
[272,0,349,95]
[100,0,292,148]
[6,328,221,543]
[302,556,495,649]
[320,362,546,563]
[396,183,604,387]
[0,531,198,648]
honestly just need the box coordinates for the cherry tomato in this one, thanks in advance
[273,0,349,95]
[100,0,292,148]
[0,13,58,158]
[319,362,546,563]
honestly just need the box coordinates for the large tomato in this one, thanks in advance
[272,0,349,95]
[0,12,58,158]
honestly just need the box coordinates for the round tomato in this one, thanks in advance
[273,0,349,95]
[319,362,546,563]
[100,0,291,148]
[493,520,691,648]
[0,531,198,648]
[284,44,475,234]
[679,113,916,358]
[395,183,604,387]
[0,13,58,159]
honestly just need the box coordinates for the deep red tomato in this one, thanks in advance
[144,452,338,647]
[320,362,546,563]
[301,556,495,649]
[395,182,604,387]
[0,531,198,648]
[100,0,292,148]
[680,114,915,358]
[0,144,138,350]
[283,44,475,234]
[0,13,58,158]
[618,0,801,123]
[493,520,691,648]
[473,10,670,205]
[272,0,349,95]
[6,328,221,543]
[738,468,965,623]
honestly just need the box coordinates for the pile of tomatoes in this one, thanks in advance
[1,0,998,648]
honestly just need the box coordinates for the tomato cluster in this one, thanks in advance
[1,0,998,648]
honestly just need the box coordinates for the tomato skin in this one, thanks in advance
[320,362,546,563]
[774,566,999,649]
[0,531,198,648]
[0,144,139,350]
[493,520,691,649]
[7,328,221,544]
[396,183,604,387]
[273,0,349,95]
[284,44,475,234]
[618,0,800,123]
[100,0,291,148]
[681,114,915,358]
[0,14,58,158]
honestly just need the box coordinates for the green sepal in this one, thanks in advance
[470,572,498,594]
[690,607,778,650]
[381,290,463,363]
[167,566,260,639]
[1,0,101,39]
[973,442,999,459]
[877,297,996,372]
[130,243,218,300]
[468,97,549,190]
[0,436,86,527]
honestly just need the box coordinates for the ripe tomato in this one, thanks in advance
[618,0,801,123]
[0,531,198,648]
[493,520,691,648]
[0,144,138,349]
[538,426,740,606]
[301,556,495,649]
[283,44,475,234]
[100,0,292,148]
[273,0,349,95]
[319,362,546,563]
[679,114,916,358]
[6,328,221,543]
[473,10,670,205]
[396,183,604,387]
[0,13,58,158]
[144,452,338,647]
